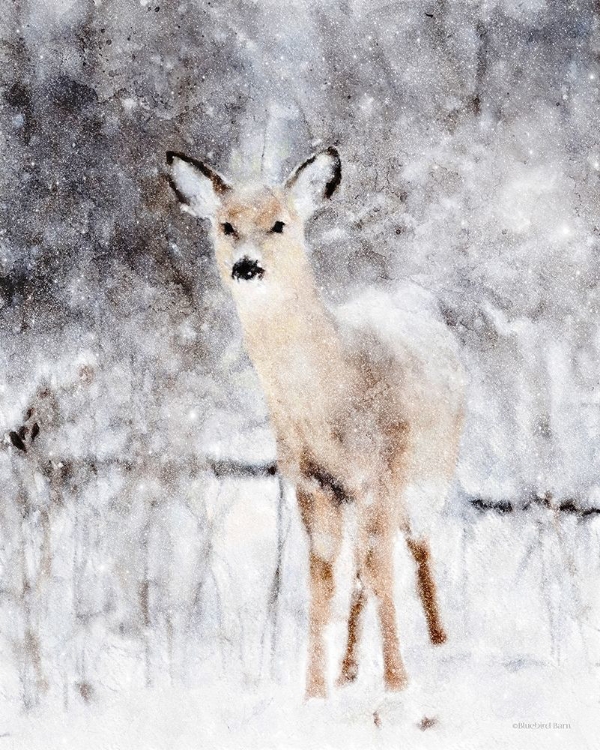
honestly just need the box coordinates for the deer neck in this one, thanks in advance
[232,253,345,399]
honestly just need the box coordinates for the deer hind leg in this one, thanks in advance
[407,538,447,645]
[359,515,408,692]
[297,486,343,699]
[337,571,366,687]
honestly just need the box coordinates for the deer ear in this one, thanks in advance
[284,146,341,220]
[166,151,230,220]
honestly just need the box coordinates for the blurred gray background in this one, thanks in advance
[0,0,599,729]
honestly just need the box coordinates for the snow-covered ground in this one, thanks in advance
[0,467,598,748]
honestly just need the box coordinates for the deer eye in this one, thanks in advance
[222,222,236,236]
[270,221,285,234]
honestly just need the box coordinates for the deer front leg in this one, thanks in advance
[337,573,366,686]
[360,518,408,692]
[407,538,447,645]
[297,486,343,699]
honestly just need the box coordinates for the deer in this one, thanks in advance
[166,145,465,699]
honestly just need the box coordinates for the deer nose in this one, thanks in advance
[231,256,265,281]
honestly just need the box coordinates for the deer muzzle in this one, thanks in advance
[231,256,265,281]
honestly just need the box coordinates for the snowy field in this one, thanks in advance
[2,0,600,747]
[0,471,599,749]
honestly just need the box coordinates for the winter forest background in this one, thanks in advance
[1,0,600,747]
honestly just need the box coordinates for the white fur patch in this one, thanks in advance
[311,530,337,562]
[403,480,448,538]
[169,157,221,220]
[287,151,338,220]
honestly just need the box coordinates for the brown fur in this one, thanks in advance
[407,539,447,645]
[168,149,465,698]
[337,580,366,685]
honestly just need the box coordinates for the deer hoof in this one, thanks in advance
[384,666,409,692]
[430,628,447,646]
[305,677,327,700]
[336,660,358,687]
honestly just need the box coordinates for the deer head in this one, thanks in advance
[166,148,341,297]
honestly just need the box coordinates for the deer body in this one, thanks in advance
[167,148,465,698]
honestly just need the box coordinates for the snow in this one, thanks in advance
[1,486,598,747]
[1,0,599,746]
